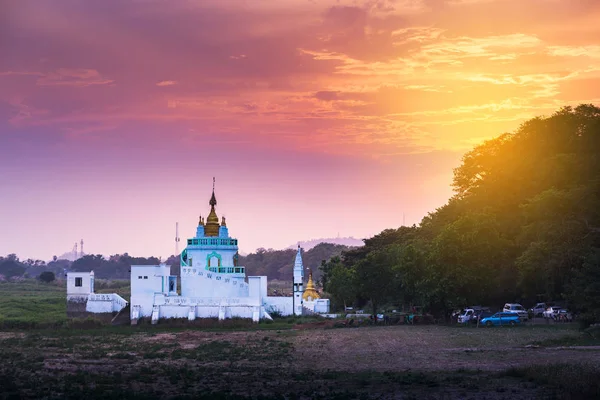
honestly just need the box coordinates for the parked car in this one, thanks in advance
[458,307,492,324]
[480,312,521,327]
[476,311,494,323]
[458,309,475,324]
[503,303,528,320]
[543,306,562,319]
[529,303,547,317]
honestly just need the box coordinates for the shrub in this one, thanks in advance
[38,271,55,283]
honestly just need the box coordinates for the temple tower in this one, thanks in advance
[180,179,245,297]
[293,245,304,315]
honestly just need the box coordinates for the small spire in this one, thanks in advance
[221,216,227,227]
[205,178,220,236]
[198,215,204,226]
[209,178,217,207]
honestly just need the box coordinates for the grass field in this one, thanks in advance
[0,280,131,329]
[2,282,600,399]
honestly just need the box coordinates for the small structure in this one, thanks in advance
[66,271,128,319]
[302,269,330,314]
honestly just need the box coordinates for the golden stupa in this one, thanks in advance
[204,189,221,236]
[302,269,320,301]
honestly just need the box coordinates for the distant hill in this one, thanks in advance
[240,242,358,282]
[286,237,364,251]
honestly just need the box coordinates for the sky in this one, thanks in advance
[1,0,600,261]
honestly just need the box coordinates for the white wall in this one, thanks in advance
[86,296,113,313]
[314,299,330,313]
[86,293,128,313]
[181,268,247,298]
[185,246,237,269]
[303,299,331,314]
[264,297,294,316]
[248,276,267,301]
[67,272,94,295]
[130,265,172,319]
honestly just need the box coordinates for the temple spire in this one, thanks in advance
[209,177,217,207]
[205,177,220,236]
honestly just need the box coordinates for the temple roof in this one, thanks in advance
[204,186,220,236]
[302,269,320,301]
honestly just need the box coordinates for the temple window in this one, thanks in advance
[75,277,82,287]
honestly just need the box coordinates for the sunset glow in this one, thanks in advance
[2,0,600,260]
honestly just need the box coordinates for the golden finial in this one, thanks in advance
[209,177,217,207]
[198,215,204,226]
[204,178,220,236]
[221,216,227,227]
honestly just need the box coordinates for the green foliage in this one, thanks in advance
[38,271,55,283]
[71,253,161,279]
[0,280,67,329]
[567,250,600,326]
[322,257,356,310]
[0,256,26,279]
[326,105,600,321]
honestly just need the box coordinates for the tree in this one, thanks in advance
[327,104,600,322]
[38,271,55,283]
[0,259,26,279]
[354,249,399,317]
[568,250,600,327]
[321,256,357,311]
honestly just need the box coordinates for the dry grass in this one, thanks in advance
[1,324,599,399]
[294,325,595,372]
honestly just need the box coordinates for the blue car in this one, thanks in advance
[480,312,521,327]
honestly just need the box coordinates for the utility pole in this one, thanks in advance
[175,222,181,255]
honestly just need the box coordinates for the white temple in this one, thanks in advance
[66,184,330,323]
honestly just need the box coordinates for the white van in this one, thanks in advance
[503,303,528,320]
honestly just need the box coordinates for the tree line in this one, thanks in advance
[321,105,600,325]
[1,243,352,282]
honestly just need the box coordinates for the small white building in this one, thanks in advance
[66,271,128,316]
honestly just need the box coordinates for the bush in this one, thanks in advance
[38,271,55,283]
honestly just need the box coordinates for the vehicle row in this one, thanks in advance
[529,303,573,321]
[457,302,574,325]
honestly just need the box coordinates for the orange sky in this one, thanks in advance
[1,0,599,261]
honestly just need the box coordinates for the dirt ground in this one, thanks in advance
[1,324,599,399]
[292,325,600,372]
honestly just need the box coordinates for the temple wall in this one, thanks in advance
[303,299,330,314]
[181,268,247,298]
[185,246,237,269]
[264,297,294,316]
